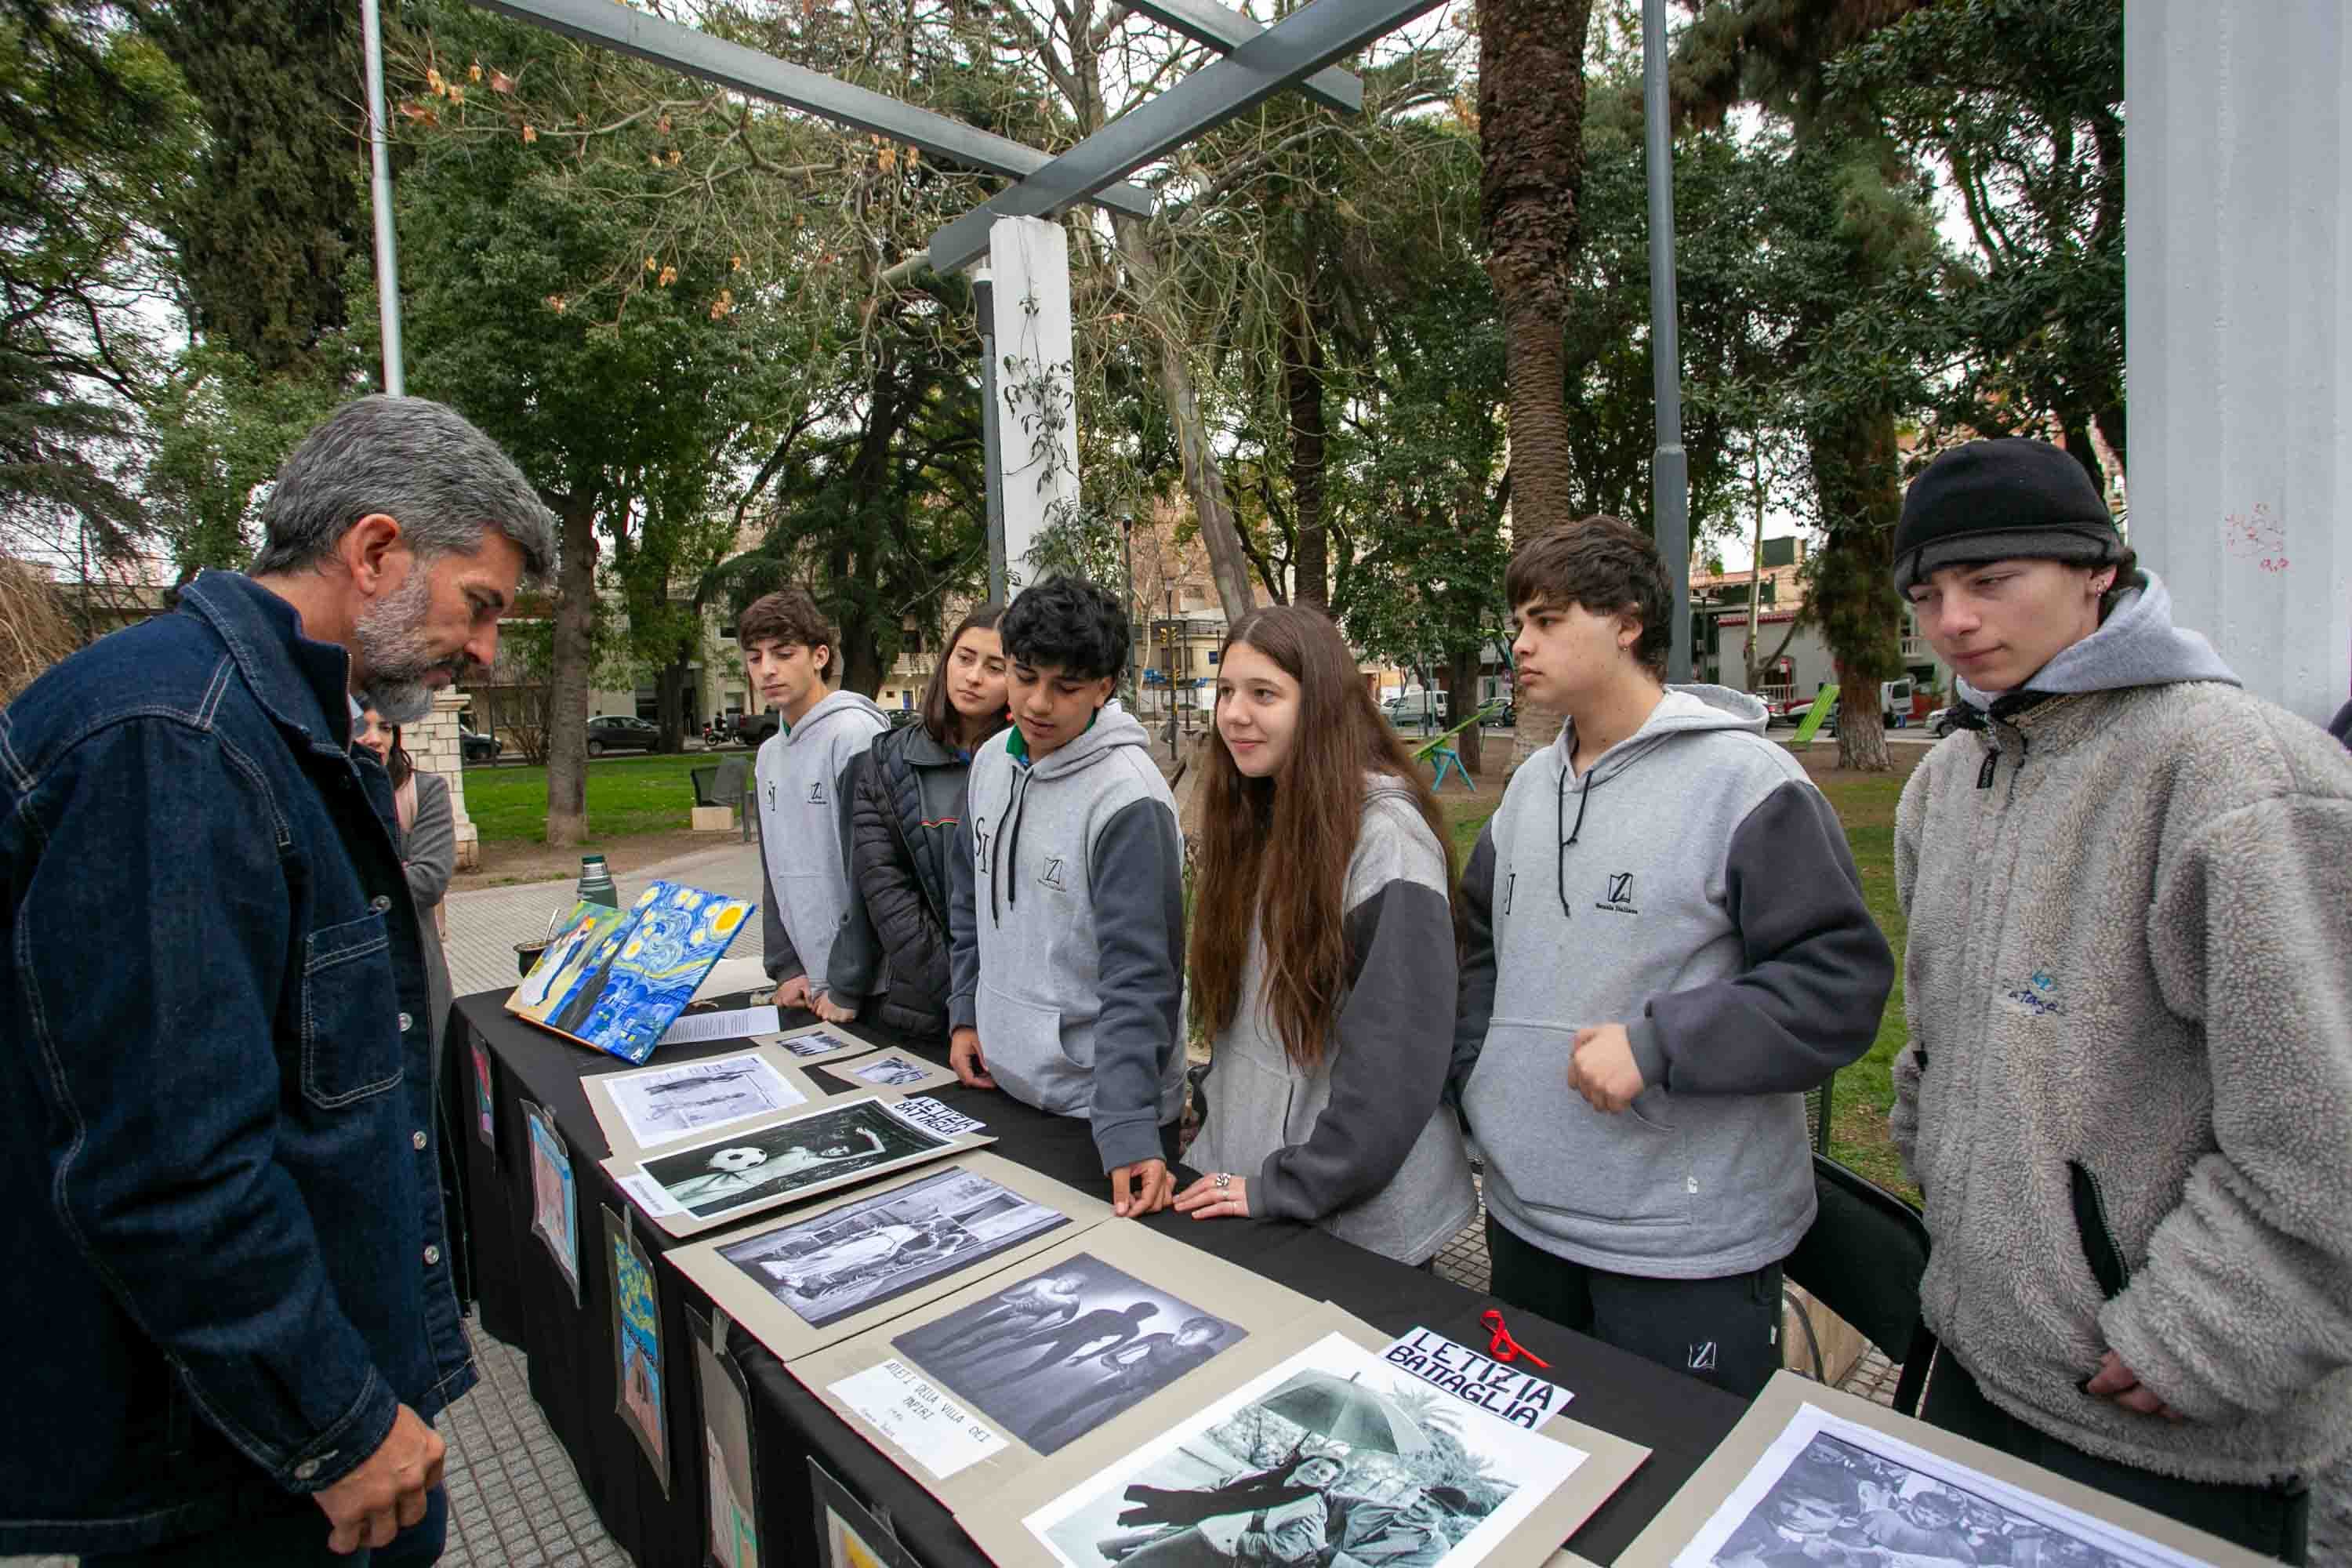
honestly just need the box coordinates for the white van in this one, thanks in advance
[1384,689,1450,728]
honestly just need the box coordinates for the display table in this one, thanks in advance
[448,987,1748,1568]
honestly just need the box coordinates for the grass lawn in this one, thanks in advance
[1443,768,1918,1205]
[464,753,716,845]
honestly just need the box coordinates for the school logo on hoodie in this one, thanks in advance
[806,779,828,806]
[1596,871,1639,916]
[1038,855,1069,893]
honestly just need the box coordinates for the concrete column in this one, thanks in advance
[988,215,1079,589]
[2127,2,2352,727]
[422,688,481,870]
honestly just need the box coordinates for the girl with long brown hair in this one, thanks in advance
[1173,605,1476,1264]
[840,604,1010,1038]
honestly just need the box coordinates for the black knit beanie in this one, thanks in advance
[1891,438,2124,593]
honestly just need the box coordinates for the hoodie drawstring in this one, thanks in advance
[990,768,1034,926]
[1553,764,1602,919]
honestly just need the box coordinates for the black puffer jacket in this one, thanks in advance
[845,724,973,1039]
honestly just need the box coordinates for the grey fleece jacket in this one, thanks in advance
[948,706,1185,1172]
[755,689,887,1000]
[1451,685,1893,1277]
[1189,778,1477,1265]
[1894,573,2352,1486]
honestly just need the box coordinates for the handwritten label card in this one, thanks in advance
[884,1096,986,1139]
[1379,1327,1570,1428]
[830,1359,1007,1479]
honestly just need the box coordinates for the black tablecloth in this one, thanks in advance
[449,989,1747,1568]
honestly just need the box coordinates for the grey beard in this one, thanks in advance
[354,570,462,724]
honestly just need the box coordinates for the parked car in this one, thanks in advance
[1928,705,1962,737]
[585,713,661,756]
[1479,701,1518,729]
[735,710,779,747]
[1382,690,1450,729]
[458,725,502,764]
[887,707,924,731]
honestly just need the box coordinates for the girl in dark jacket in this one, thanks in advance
[844,604,1009,1038]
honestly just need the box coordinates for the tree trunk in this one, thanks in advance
[1479,0,1596,768]
[1449,644,1485,774]
[544,492,599,844]
[1745,456,1767,691]
[1834,655,1890,772]
[1112,212,1259,627]
[1285,295,1329,609]
[655,641,691,753]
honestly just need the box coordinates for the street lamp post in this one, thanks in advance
[1121,514,1138,713]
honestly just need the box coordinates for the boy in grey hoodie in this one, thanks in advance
[742,589,888,1018]
[947,577,1186,1218]
[1891,439,2352,1561]
[1450,516,1893,1398]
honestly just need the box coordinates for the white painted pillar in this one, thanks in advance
[422,688,480,870]
[2126,2,2352,727]
[987,215,1079,589]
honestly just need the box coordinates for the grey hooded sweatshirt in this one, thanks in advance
[1189,778,1476,1265]
[755,688,888,1000]
[1451,685,1893,1277]
[1894,572,2352,1486]
[947,705,1185,1173]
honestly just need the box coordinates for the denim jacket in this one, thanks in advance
[0,571,476,1555]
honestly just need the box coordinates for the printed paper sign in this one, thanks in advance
[885,1096,986,1139]
[830,1359,1007,1479]
[658,1005,783,1047]
[620,1171,687,1218]
[1380,1326,1570,1428]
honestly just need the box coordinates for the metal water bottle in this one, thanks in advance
[575,853,619,909]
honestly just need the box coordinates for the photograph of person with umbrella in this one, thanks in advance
[1029,1332,1589,1568]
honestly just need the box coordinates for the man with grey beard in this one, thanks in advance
[0,396,553,1565]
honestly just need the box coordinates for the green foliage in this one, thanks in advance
[145,342,347,576]
[143,0,368,374]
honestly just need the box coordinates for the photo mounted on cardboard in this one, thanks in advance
[638,1097,951,1221]
[811,1456,924,1568]
[844,1052,958,1093]
[469,1036,496,1154]
[604,1206,669,1494]
[693,1306,764,1568]
[524,1099,579,1307]
[1667,1402,2213,1568]
[771,1025,872,1062]
[593,1050,809,1152]
[895,1253,1243,1455]
[720,1164,1073,1329]
[507,884,755,1064]
[1024,1329,1590,1568]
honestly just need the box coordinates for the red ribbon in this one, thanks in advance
[1480,1308,1552,1369]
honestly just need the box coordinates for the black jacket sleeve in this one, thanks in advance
[823,751,884,1005]
[844,748,951,1007]
[1255,880,1457,1222]
[1086,799,1186,1172]
[947,811,981,1032]
[1631,779,1893,1094]
[1445,825,1500,1111]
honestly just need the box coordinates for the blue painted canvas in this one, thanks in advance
[507,881,755,1064]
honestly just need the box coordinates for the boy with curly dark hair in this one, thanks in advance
[946,576,1187,1216]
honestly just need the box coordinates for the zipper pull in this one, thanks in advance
[1976,751,1997,789]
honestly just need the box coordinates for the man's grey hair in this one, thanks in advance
[251,395,557,583]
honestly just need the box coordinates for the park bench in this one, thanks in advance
[689,754,757,840]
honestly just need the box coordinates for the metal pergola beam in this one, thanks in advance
[1123,0,1363,114]
[470,0,1155,220]
[927,0,1443,273]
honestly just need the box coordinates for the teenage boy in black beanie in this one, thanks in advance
[1890,438,2352,1561]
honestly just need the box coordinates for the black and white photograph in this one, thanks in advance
[1671,1406,2203,1568]
[641,1098,949,1220]
[778,1028,866,1059]
[893,1254,1243,1456]
[600,1051,807,1149]
[1023,1330,1588,1568]
[718,1167,1073,1328]
[848,1053,933,1087]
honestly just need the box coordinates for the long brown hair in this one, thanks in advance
[919,603,1010,750]
[1189,605,1457,1072]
